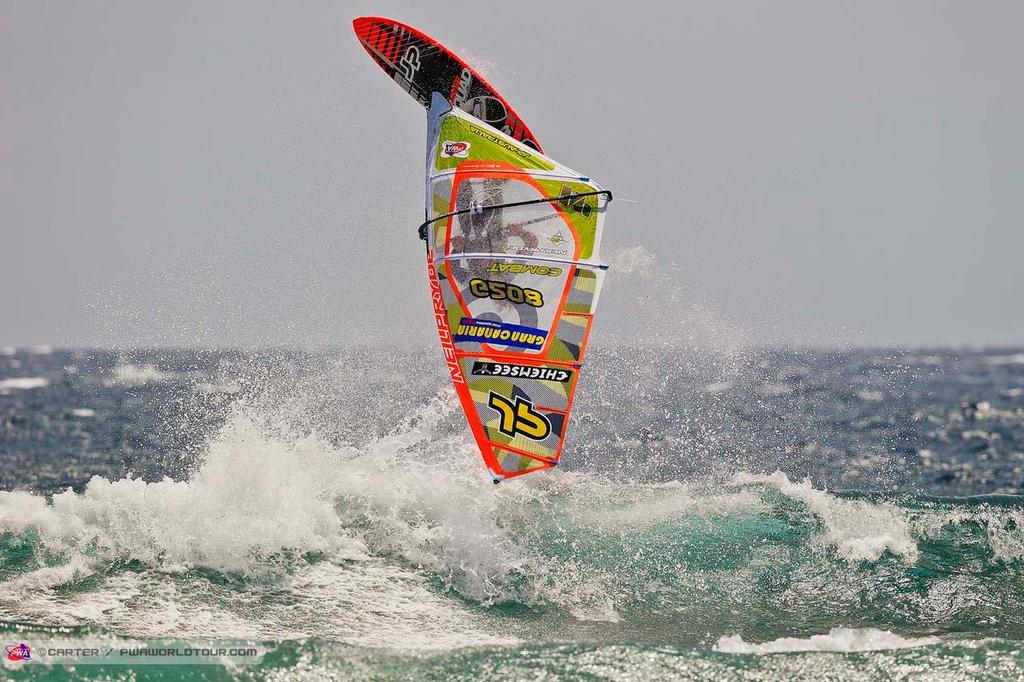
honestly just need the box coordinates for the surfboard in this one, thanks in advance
[352,16,543,152]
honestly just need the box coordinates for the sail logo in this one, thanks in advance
[488,392,551,441]
[428,260,464,384]
[454,317,546,350]
[467,123,534,160]
[558,184,596,218]
[442,141,471,158]
[473,361,572,383]
[6,643,31,662]
[485,262,562,277]
[509,245,567,256]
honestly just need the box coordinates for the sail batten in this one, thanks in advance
[434,254,610,270]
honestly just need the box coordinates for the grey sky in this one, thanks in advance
[2,0,1021,348]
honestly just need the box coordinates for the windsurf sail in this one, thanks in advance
[422,93,612,482]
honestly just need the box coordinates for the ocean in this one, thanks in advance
[1,345,1023,680]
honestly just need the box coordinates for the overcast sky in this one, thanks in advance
[2,0,1021,348]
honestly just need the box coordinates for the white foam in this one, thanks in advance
[0,416,367,573]
[110,363,178,386]
[985,353,1024,366]
[0,377,49,390]
[0,387,527,606]
[0,556,95,593]
[731,472,918,562]
[981,508,1024,562]
[0,394,528,648]
[856,389,885,402]
[12,557,513,649]
[715,627,941,654]
[900,354,944,366]
[914,505,1024,564]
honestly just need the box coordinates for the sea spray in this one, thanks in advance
[2,347,1024,678]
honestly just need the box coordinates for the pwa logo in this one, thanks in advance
[441,141,471,158]
[488,392,551,441]
[5,643,31,661]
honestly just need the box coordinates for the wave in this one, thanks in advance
[715,627,941,654]
[108,363,180,386]
[730,471,918,561]
[2,386,1024,649]
[0,377,49,391]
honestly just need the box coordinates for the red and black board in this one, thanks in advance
[352,16,542,151]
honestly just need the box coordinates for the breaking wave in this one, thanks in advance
[1,388,1023,655]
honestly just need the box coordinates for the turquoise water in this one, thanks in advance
[1,348,1023,679]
